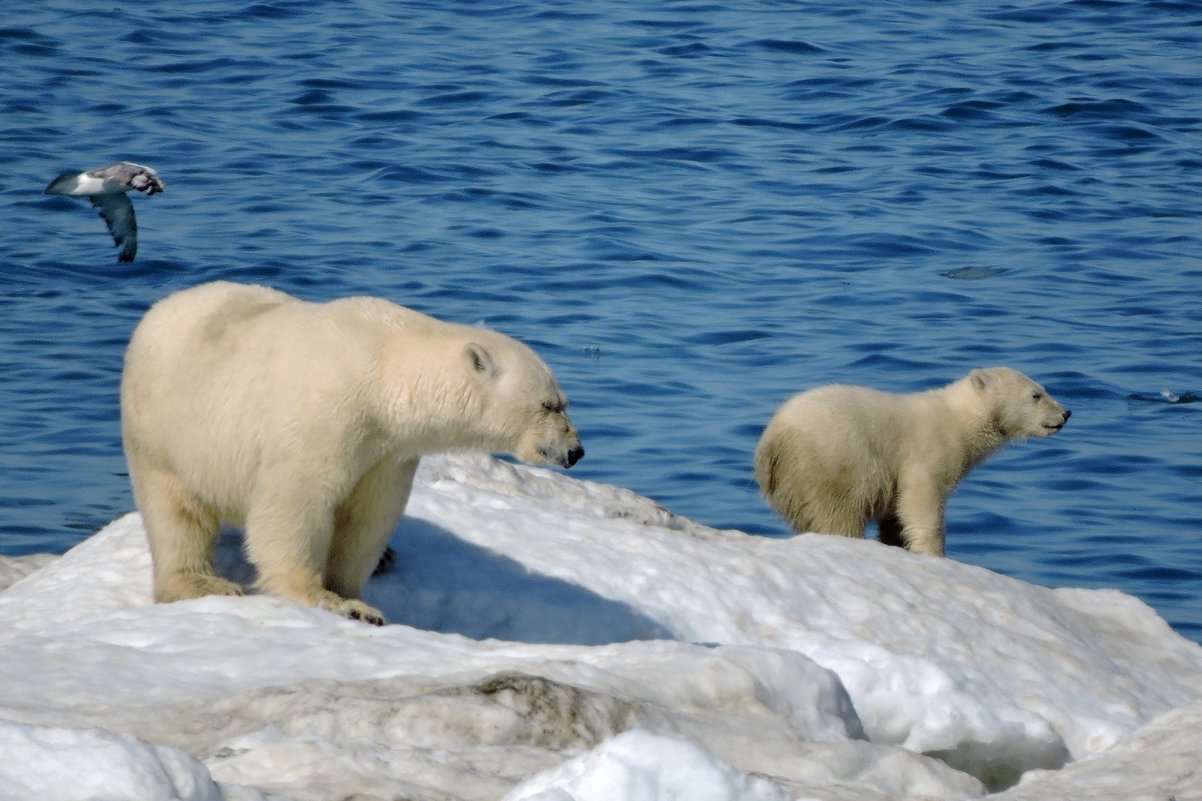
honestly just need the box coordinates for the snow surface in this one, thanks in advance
[1,453,1200,801]
[0,551,55,592]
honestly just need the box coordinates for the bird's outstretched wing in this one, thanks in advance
[89,193,138,262]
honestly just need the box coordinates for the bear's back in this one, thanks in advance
[776,383,903,432]
[130,282,294,359]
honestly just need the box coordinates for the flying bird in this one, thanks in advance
[44,162,165,262]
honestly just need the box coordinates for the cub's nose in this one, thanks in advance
[565,444,584,468]
[1063,409,1072,421]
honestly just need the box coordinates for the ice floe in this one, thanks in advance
[1,454,1199,800]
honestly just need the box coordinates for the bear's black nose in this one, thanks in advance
[1064,409,1072,420]
[566,445,584,467]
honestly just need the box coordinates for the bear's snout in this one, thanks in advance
[1044,407,1071,433]
[565,444,584,468]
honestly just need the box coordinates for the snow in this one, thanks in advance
[1,453,1200,801]
[504,730,789,801]
[0,719,272,801]
[0,551,55,592]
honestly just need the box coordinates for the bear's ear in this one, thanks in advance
[465,342,498,378]
[969,369,991,391]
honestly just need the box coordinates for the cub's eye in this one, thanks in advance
[541,401,558,413]
[1032,392,1043,401]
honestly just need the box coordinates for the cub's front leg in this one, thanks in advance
[894,468,948,557]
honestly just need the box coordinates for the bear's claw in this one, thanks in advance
[372,546,397,576]
[313,590,386,626]
[343,600,386,626]
[348,606,386,626]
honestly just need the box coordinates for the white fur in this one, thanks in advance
[121,281,582,624]
[754,367,1069,557]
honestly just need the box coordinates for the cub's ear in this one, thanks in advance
[969,368,991,391]
[465,342,497,378]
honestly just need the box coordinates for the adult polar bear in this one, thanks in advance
[755,368,1069,557]
[122,281,583,625]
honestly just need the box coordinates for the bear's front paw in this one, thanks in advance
[342,600,386,627]
[311,589,386,626]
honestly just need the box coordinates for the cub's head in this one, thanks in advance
[463,336,584,469]
[969,367,1071,439]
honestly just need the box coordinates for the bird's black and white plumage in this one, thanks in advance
[44,162,165,262]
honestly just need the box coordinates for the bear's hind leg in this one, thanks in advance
[130,460,243,603]
[797,489,870,539]
[811,509,870,539]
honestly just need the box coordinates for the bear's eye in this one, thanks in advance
[1031,392,1043,401]
[541,401,561,414]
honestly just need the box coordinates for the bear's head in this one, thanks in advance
[969,367,1071,440]
[463,336,584,469]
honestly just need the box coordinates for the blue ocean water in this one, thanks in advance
[1,2,1199,641]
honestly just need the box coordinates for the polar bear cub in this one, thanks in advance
[755,367,1069,556]
[121,281,584,624]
